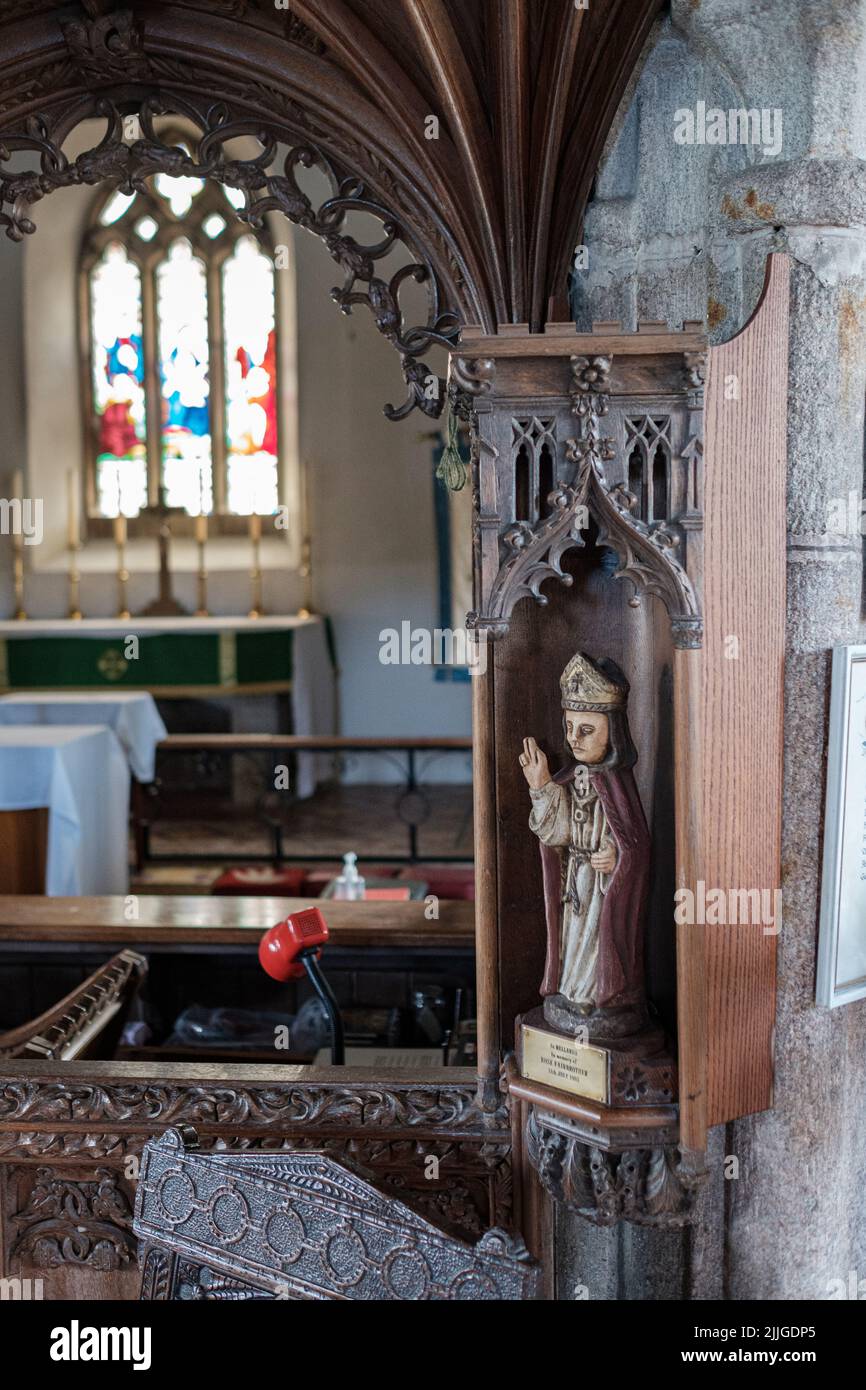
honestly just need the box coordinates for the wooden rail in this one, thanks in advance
[0,895,476,951]
[156,735,472,752]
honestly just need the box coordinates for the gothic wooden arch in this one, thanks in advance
[0,0,663,420]
[2,3,765,1276]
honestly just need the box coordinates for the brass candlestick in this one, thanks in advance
[248,513,264,618]
[195,512,209,617]
[12,468,26,620]
[67,542,82,620]
[297,531,314,619]
[114,514,130,620]
[13,540,26,621]
[66,468,82,618]
[296,461,314,619]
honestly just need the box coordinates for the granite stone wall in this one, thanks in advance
[562,0,866,1301]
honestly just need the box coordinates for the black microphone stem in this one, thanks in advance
[301,950,345,1066]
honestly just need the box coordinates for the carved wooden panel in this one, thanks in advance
[697,255,789,1132]
[0,1064,512,1298]
[460,327,706,1093]
[6,1164,136,1269]
[1,1162,140,1301]
[134,1127,539,1301]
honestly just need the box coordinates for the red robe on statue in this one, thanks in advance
[538,763,651,1008]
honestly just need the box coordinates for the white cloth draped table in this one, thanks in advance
[0,726,130,895]
[0,616,336,799]
[0,692,167,782]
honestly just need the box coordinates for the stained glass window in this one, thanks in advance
[82,146,282,529]
[223,236,279,515]
[157,239,213,514]
[90,243,148,518]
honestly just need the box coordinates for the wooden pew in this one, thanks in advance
[0,809,48,893]
[0,894,475,950]
[0,899,489,1301]
[0,949,147,1061]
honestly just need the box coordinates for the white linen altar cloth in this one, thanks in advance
[0,616,337,798]
[291,620,336,798]
[0,692,167,782]
[0,726,130,894]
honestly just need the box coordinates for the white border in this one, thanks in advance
[816,645,866,1007]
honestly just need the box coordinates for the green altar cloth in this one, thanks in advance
[0,617,325,696]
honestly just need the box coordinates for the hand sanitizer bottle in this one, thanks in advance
[333,851,366,901]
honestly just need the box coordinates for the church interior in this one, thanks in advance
[0,0,864,1333]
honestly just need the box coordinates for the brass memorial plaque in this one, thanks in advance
[521,1024,610,1104]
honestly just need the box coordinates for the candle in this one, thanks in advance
[12,470,23,552]
[249,512,262,543]
[195,512,208,544]
[114,513,127,547]
[67,469,79,549]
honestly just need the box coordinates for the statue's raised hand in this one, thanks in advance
[520,737,551,791]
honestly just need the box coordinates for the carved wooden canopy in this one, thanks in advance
[0,0,663,417]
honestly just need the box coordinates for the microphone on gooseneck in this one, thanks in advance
[258,907,345,1065]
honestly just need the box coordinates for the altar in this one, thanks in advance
[0,615,337,799]
[0,614,334,700]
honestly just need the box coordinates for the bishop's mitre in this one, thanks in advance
[560,652,628,712]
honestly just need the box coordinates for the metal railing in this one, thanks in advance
[132,734,473,869]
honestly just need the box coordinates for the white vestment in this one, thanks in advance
[529,774,613,1007]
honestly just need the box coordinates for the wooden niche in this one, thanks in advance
[459,256,788,1228]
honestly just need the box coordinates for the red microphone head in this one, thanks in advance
[259,907,329,983]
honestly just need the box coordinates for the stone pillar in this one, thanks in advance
[713,112,866,1314]
[563,0,866,1301]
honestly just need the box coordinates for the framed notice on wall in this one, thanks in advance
[817,645,866,1007]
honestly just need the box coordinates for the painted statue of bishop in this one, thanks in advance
[519,652,651,1040]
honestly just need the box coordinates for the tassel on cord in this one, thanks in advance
[435,398,468,492]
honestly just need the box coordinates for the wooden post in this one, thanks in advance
[472,662,500,1108]
[674,643,707,1154]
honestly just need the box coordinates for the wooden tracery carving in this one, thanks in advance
[0,98,459,421]
[565,440,702,652]
[0,0,665,410]
[464,343,704,648]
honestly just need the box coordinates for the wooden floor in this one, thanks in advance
[135,783,474,890]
